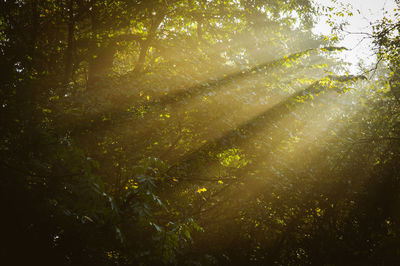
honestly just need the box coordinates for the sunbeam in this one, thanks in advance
[3,0,400,264]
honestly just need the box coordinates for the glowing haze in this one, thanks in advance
[314,0,398,73]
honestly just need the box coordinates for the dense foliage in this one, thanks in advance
[1,0,400,265]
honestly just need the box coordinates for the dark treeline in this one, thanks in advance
[1,0,400,265]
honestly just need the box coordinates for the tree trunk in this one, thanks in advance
[131,13,165,75]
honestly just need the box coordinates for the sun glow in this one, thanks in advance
[6,0,400,264]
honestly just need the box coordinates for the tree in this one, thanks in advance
[3,0,400,265]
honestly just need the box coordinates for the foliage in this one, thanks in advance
[2,0,400,265]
